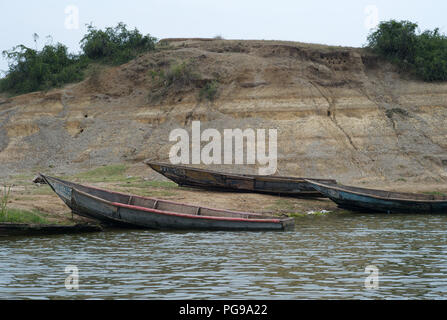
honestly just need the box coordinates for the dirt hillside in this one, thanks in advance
[1,38,447,189]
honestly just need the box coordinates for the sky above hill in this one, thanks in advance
[1,0,446,75]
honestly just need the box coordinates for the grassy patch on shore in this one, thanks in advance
[116,179,179,198]
[117,187,177,198]
[0,208,50,224]
[9,173,35,185]
[71,165,179,196]
[287,212,307,218]
[268,198,297,213]
[118,180,177,189]
[27,187,56,196]
[72,164,132,182]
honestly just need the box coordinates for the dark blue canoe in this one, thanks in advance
[40,174,294,231]
[305,180,447,214]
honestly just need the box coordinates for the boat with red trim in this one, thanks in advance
[40,174,294,231]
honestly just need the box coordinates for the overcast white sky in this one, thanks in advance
[1,0,446,74]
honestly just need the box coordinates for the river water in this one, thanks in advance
[1,212,447,299]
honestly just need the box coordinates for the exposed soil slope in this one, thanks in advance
[1,38,447,187]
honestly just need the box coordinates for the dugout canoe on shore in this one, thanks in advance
[305,180,447,214]
[0,223,102,237]
[40,174,294,231]
[145,161,336,198]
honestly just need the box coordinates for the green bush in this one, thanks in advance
[367,20,418,66]
[367,20,447,81]
[199,80,219,101]
[80,22,157,64]
[414,29,447,81]
[0,44,88,94]
[164,61,199,87]
[152,61,200,87]
[0,23,157,95]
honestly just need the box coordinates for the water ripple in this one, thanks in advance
[1,213,447,299]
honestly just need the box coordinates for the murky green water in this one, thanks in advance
[1,212,447,299]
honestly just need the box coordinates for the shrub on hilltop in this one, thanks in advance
[0,23,157,95]
[367,20,447,81]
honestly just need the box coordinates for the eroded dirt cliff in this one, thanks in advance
[1,38,447,186]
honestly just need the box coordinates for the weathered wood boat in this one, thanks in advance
[145,161,336,198]
[305,180,447,214]
[0,223,102,237]
[40,174,294,231]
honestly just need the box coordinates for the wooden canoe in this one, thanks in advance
[145,161,336,198]
[305,180,447,214]
[40,174,294,231]
[0,223,102,237]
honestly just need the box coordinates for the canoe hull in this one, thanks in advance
[42,175,294,231]
[0,223,102,237]
[146,162,336,198]
[307,181,447,214]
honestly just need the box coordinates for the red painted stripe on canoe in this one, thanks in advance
[111,202,282,224]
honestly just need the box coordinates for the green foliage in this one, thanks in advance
[367,20,419,66]
[0,23,157,95]
[162,61,199,87]
[0,44,88,94]
[119,180,177,189]
[1,185,11,219]
[148,61,221,103]
[199,80,219,101]
[149,60,200,94]
[413,29,447,81]
[367,20,447,81]
[80,22,157,64]
[73,164,130,182]
[0,208,49,224]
